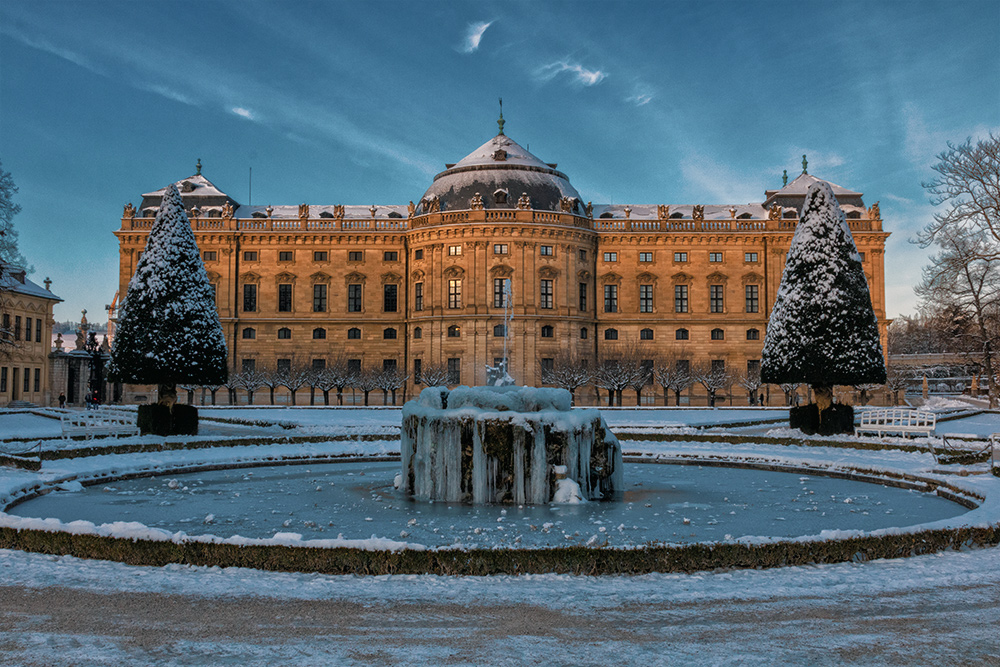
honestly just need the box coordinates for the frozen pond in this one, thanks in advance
[10,461,968,548]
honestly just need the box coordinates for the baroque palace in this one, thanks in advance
[114,118,889,405]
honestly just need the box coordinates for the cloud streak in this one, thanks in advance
[232,107,255,120]
[534,60,606,87]
[460,21,493,53]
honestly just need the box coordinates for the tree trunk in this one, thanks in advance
[323,389,330,405]
[364,390,370,406]
[158,383,177,407]
[268,387,275,405]
[290,389,297,405]
[674,390,681,407]
[337,388,344,406]
[606,390,614,407]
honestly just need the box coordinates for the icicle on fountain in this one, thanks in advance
[401,279,623,504]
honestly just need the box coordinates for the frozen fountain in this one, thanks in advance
[401,278,623,504]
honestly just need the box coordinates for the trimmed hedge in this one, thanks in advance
[1,522,996,576]
[616,431,929,453]
[790,403,855,435]
[0,454,41,472]
[138,404,198,436]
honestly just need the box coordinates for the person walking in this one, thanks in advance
[84,392,92,410]
[58,392,66,408]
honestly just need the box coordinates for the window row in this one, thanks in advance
[603,327,761,341]
[603,284,760,314]
[0,366,42,393]
[232,250,400,263]
[242,326,404,341]
[1,314,44,343]
[602,251,760,264]
[241,283,398,313]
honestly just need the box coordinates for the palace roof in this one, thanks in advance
[0,263,62,302]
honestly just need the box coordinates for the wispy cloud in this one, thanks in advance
[534,60,606,87]
[460,21,493,53]
[625,84,654,107]
[232,107,255,120]
[679,156,762,204]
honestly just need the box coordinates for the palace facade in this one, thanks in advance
[0,263,61,407]
[114,122,889,405]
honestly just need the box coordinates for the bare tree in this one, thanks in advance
[355,365,381,406]
[376,365,409,405]
[884,364,910,406]
[692,361,732,407]
[258,365,284,405]
[915,225,1000,407]
[284,362,312,405]
[917,134,1000,249]
[201,383,223,406]
[779,382,802,406]
[653,355,693,406]
[417,363,451,388]
[235,364,266,405]
[540,351,592,405]
[735,362,763,405]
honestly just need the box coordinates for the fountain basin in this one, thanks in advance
[401,386,623,504]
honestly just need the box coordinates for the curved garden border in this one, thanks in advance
[1,433,997,575]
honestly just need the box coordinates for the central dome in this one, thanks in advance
[418,133,583,214]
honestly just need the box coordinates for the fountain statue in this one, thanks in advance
[401,278,623,504]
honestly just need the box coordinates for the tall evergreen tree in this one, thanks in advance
[761,180,886,416]
[108,183,227,405]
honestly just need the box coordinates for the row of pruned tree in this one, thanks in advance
[180,355,410,406]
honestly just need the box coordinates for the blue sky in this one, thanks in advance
[1,0,997,323]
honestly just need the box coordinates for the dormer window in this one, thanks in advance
[180,180,195,193]
[388,211,403,218]
[599,212,614,219]
[319,211,335,219]
[846,211,862,219]
[494,189,508,205]
[252,211,267,218]
[669,212,684,219]
[783,210,798,219]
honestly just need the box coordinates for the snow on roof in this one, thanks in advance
[0,263,62,302]
[233,204,411,219]
[142,174,231,199]
[447,134,554,172]
[765,173,861,199]
[590,204,769,220]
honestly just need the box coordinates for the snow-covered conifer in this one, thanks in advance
[108,183,227,402]
[761,181,886,392]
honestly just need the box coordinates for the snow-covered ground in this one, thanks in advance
[1,407,998,665]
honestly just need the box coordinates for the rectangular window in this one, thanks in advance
[312,358,326,371]
[23,368,29,393]
[603,252,617,262]
[711,328,725,340]
[858,252,866,262]
[639,252,653,262]
[493,278,507,308]
[2,315,8,335]
[348,251,363,261]
[414,358,422,384]
[314,251,328,262]
[277,358,291,374]
[14,317,20,341]
[710,285,724,313]
[383,359,397,372]
[712,359,726,373]
[448,279,462,309]
[243,284,257,312]
[540,245,553,256]
[748,359,761,376]
[494,244,508,255]
[243,251,258,261]
[203,251,217,261]
[674,252,688,262]
[348,284,362,312]
[279,251,293,262]
[313,284,327,312]
[604,285,618,313]
[347,359,361,375]
[579,249,587,261]
[674,285,688,313]
[384,251,398,261]
[0,367,6,392]
[242,358,256,373]
[384,284,398,312]
[414,249,424,260]
[448,245,462,256]
[447,358,461,385]
[709,252,723,262]
[540,280,553,309]
[414,282,424,311]
[540,358,554,378]
[745,285,759,313]
[639,285,653,313]
[579,283,587,311]
[676,359,690,375]
[745,252,758,263]
[35,320,42,343]
[278,284,293,312]
[25,318,31,343]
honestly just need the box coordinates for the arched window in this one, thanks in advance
[599,212,614,219]
[580,327,588,340]
[640,328,653,340]
[384,327,397,340]
[313,327,326,340]
[242,327,256,340]
[278,327,292,339]
[669,211,684,219]
[448,325,461,338]
[541,325,554,338]
[604,328,618,340]
[413,326,422,339]
[746,328,760,340]
[737,212,753,219]
[493,324,506,337]
[711,328,725,340]
[347,327,361,339]
[675,328,689,340]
